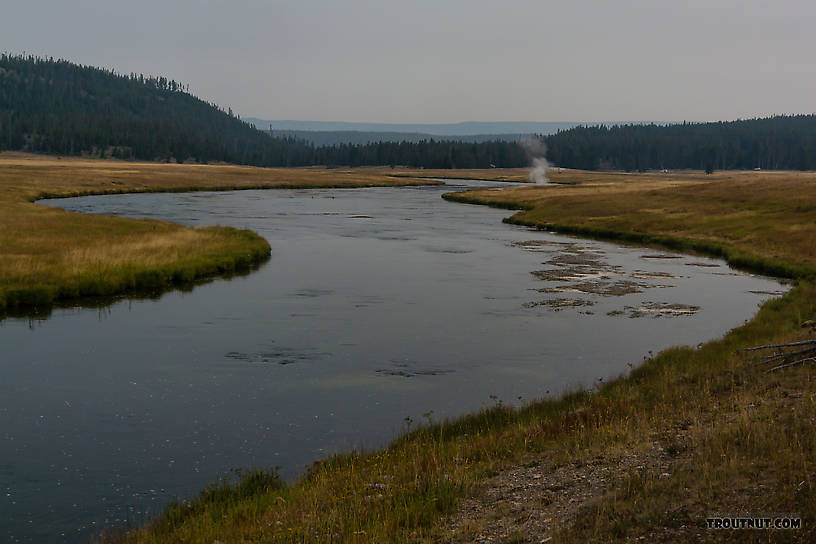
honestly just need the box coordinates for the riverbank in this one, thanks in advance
[443,168,816,279]
[389,167,533,183]
[0,153,438,316]
[101,168,815,543]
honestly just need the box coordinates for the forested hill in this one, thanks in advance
[0,54,300,164]
[7,56,811,172]
[268,129,534,146]
[544,116,816,171]
[0,55,528,168]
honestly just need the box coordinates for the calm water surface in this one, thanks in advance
[1,180,786,542]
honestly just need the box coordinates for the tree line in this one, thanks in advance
[543,116,816,171]
[5,55,815,172]
[0,55,527,169]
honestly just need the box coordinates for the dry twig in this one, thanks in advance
[743,339,816,373]
[742,339,816,352]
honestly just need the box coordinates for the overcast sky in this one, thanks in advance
[4,0,814,123]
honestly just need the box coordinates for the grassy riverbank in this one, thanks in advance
[443,169,816,279]
[103,168,815,543]
[0,153,437,315]
[390,167,533,183]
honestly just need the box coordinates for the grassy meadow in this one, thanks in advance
[99,168,816,543]
[390,167,534,183]
[0,153,437,314]
[444,169,816,277]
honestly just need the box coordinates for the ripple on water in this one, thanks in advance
[640,253,683,259]
[511,239,576,252]
[224,347,325,366]
[293,288,334,298]
[422,246,474,254]
[376,359,455,378]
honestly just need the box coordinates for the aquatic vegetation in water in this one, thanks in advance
[522,298,596,311]
[606,302,701,318]
[531,267,610,282]
[539,279,647,296]
[530,247,622,283]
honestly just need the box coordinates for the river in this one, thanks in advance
[0,180,786,542]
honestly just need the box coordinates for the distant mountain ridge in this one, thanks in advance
[246,119,588,136]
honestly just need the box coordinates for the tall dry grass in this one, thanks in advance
[444,169,816,274]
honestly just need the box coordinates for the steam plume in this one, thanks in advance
[521,138,551,184]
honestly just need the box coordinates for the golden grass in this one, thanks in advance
[0,153,437,313]
[104,168,816,543]
[445,169,816,272]
[390,167,533,182]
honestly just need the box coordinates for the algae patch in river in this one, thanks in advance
[517,237,725,317]
[522,298,596,311]
[607,302,702,318]
[539,279,647,296]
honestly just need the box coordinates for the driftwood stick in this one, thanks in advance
[743,339,816,352]
[755,346,816,364]
[766,357,816,373]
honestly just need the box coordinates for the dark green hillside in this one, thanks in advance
[0,54,305,164]
[0,55,528,168]
[544,115,816,171]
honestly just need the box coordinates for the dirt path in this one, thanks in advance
[441,443,674,544]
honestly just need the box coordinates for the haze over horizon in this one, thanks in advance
[4,1,814,125]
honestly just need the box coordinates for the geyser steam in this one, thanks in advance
[522,138,551,184]
[529,157,551,184]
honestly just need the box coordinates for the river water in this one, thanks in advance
[1,180,786,542]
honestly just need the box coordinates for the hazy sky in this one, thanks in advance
[4,0,814,123]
